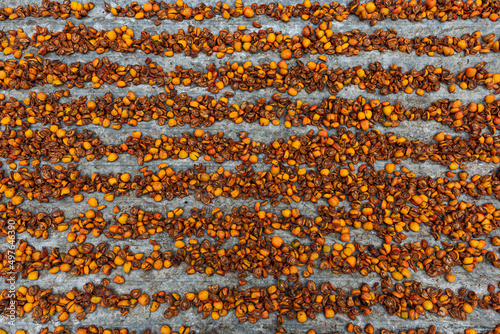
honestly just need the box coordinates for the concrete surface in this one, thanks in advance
[0,0,500,333]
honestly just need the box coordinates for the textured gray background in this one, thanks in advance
[1,0,500,333]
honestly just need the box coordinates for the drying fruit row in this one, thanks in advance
[1,57,498,95]
[0,1,93,20]
[2,200,500,243]
[1,125,500,170]
[1,163,500,205]
[1,23,499,59]
[2,279,500,324]
[1,91,498,137]
[3,226,497,282]
[105,0,500,25]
